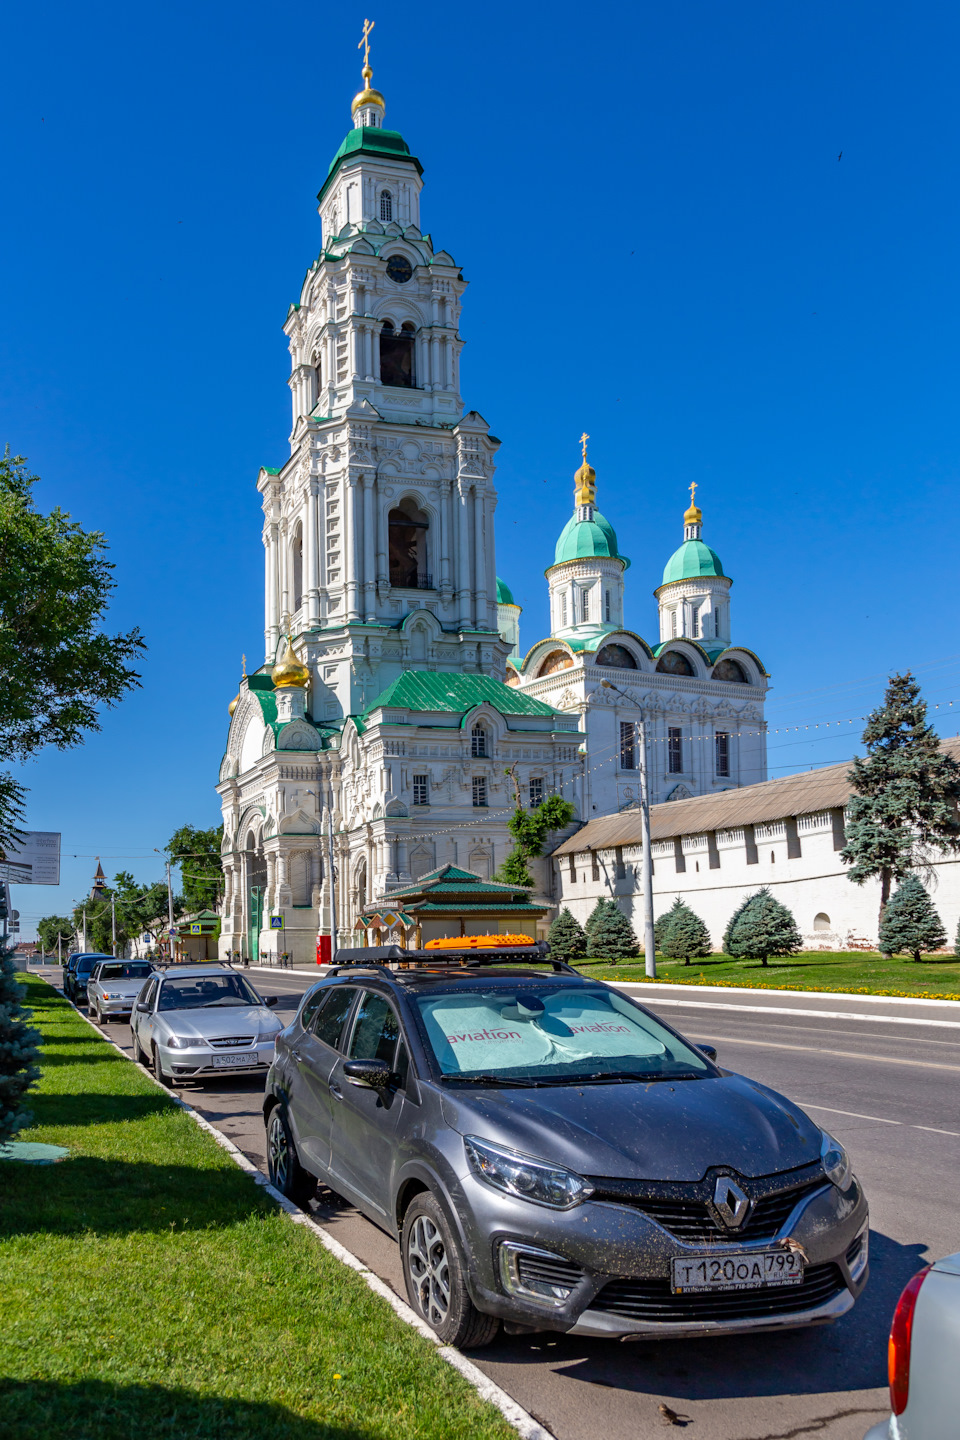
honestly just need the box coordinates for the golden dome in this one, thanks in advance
[352,65,385,115]
[574,460,596,508]
[271,637,310,689]
[228,694,239,717]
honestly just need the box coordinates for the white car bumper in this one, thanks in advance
[160,1040,277,1078]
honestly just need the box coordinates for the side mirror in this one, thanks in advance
[136,1001,150,1013]
[264,996,278,1007]
[343,1058,393,1090]
[698,1044,718,1062]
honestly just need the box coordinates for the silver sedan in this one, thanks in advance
[87,959,155,1022]
[130,964,282,1086]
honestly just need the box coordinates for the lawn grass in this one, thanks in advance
[573,949,960,999]
[0,977,517,1440]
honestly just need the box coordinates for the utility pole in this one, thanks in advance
[600,679,656,978]
[57,931,62,964]
[165,861,176,964]
[82,907,87,953]
[328,807,338,956]
[111,896,117,957]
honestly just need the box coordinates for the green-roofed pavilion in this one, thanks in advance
[366,865,549,945]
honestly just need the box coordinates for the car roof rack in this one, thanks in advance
[327,941,578,976]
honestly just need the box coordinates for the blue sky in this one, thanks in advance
[3,1,959,937]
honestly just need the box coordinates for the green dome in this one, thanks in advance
[553,510,628,569]
[496,577,517,606]
[661,539,725,585]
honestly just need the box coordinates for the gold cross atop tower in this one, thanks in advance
[241,653,247,678]
[359,18,375,69]
[684,480,702,525]
[574,432,596,507]
[580,431,589,463]
[689,481,697,506]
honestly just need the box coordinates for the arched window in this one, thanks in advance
[380,189,393,222]
[538,649,573,677]
[813,912,831,931]
[389,499,430,587]
[379,319,415,388]
[596,643,637,669]
[656,650,694,676]
[292,524,303,611]
[713,658,748,684]
[471,723,487,758]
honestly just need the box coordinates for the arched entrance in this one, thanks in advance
[245,830,267,962]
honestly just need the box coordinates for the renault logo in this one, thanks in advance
[713,1176,751,1229]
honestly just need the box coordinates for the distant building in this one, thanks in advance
[549,741,960,950]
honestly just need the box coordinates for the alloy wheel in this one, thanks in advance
[268,1112,290,1191]
[406,1215,451,1327]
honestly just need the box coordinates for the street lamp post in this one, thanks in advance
[599,679,656,978]
[111,896,117,957]
[165,862,176,963]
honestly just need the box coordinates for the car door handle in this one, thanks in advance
[329,1082,343,1100]
[290,1048,302,1061]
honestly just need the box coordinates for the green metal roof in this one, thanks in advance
[661,538,725,585]
[552,510,629,569]
[496,577,516,606]
[317,127,423,205]
[414,902,546,914]
[364,671,563,721]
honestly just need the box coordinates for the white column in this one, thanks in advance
[376,491,387,592]
[439,480,452,595]
[430,335,440,390]
[473,489,486,620]
[363,474,376,621]
[457,484,473,628]
[264,526,279,661]
[306,481,320,626]
[344,476,361,620]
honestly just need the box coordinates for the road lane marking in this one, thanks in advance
[616,980,960,1010]
[689,1032,960,1073]
[621,990,960,1031]
[796,1103,960,1139]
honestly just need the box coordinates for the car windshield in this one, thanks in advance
[97,963,152,981]
[413,984,711,1083]
[78,956,109,973]
[157,973,261,1011]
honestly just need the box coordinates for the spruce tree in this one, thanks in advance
[547,907,587,962]
[0,942,41,1145]
[725,887,801,967]
[842,672,960,926]
[584,897,612,950]
[954,915,960,960]
[722,893,755,957]
[588,902,639,962]
[661,899,713,965]
[877,873,946,962]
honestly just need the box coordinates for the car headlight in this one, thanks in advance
[166,1034,200,1050]
[464,1136,594,1210]
[820,1130,852,1190]
[257,1027,280,1043]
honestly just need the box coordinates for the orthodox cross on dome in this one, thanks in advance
[359,17,375,69]
[241,653,247,678]
[574,432,596,508]
[689,481,697,507]
[580,432,590,463]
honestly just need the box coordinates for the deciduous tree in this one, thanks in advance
[842,672,960,926]
[0,452,144,847]
[166,824,224,909]
[494,777,574,888]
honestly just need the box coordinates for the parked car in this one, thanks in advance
[64,954,113,1005]
[87,959,156,1024]
[129,964,282,1087]
[864,1254,960,1440]
[263,946,869,1349]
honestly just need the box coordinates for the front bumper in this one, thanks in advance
[159,1040,277,1078]
[447,1166,869,1341]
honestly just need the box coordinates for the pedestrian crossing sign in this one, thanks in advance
[270,915,284,930]
[189,923,202,935]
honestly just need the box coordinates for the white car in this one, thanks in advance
[129,963,282,1087]
[865,1253,960,1439]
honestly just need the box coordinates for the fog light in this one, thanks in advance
[499,1242,584,1309]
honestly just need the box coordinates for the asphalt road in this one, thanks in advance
[38,964,960,1440]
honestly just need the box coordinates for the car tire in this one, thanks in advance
[401,1192,500,1349]
[94,1003,103,1024]
[131,1028,147,1066]
[153,1044,174,1088]
[266,1105,316,1208]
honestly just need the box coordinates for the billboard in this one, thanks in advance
[0,831,61,885]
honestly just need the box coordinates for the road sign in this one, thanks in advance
[269,915,284,930]
[168,928,177,938]
[189,923,202,935]
[0,831,61,886]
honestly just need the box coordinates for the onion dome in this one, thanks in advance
[554,510,627,566]
[661,486,725,584]
[496,577,517,606]
[228,694,239,717]
[271,637,310,689]
[352,64,385,116]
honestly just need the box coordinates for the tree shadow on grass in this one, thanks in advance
[25,1090,176,1127]
[0,1378,381,1440]
[0,1151,274,1237]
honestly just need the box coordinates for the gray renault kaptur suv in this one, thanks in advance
[264,945,868,1349]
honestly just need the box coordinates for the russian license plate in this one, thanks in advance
[212,1051,257,1067]
[671,1250,803,1293]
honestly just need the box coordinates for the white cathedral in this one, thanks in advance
[216,46,770,964]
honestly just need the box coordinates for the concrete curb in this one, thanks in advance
[43,981,558,1440]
